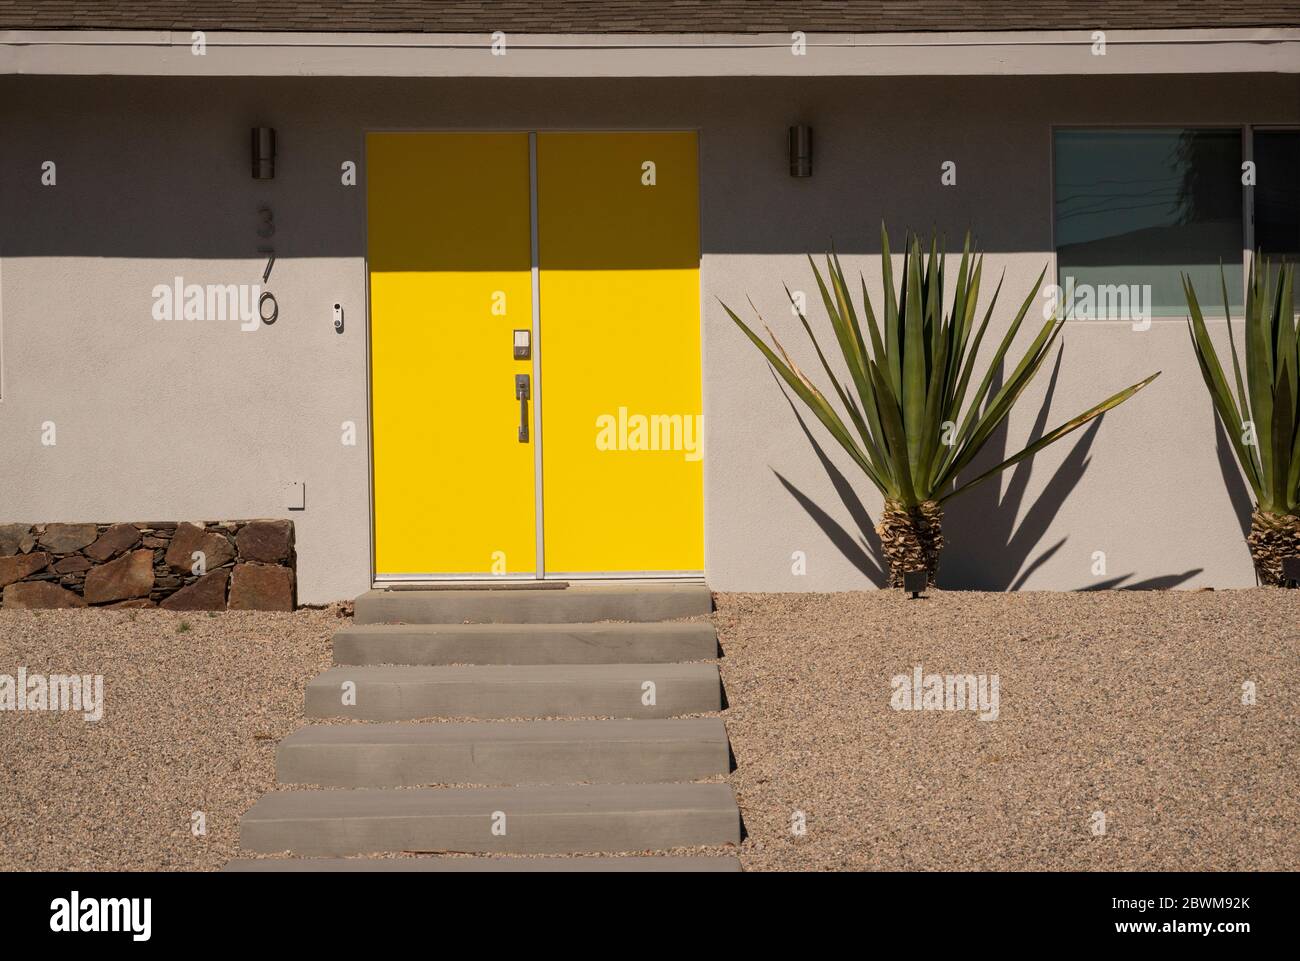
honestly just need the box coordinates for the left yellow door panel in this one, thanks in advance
[368,133,536,576]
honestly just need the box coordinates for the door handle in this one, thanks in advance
[515,374,530,442]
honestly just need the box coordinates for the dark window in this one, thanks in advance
[1253,128,1300,263]
[1054,128,1243,316]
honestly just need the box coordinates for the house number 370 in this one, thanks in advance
[258,206,278,325]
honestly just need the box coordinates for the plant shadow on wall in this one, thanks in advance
[946,352,1202,590]
[725,226,1173,590]
[774,361,1204,590]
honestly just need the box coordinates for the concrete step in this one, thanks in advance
[333,621,719,666]
[239,782,741,856]
[277,718,731,787]
[223,856,742,872]
[306,663,722,720]
[354,583,712,625]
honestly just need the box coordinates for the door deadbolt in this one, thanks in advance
[513,329,532,360]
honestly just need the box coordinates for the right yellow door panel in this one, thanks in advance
[537,132,704,574]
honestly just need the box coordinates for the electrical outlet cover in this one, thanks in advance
[283,480,305,511]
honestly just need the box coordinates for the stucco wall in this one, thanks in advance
[2,74,1297,600]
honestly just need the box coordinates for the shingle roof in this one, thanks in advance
[1,1,1298,34]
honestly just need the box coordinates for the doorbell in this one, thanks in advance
[333,303,344,334]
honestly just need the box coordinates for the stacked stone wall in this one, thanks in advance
[0,520,296,610]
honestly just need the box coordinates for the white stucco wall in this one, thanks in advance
[1,73,1296,600]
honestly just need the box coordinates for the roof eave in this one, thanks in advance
[2,27,1298,77]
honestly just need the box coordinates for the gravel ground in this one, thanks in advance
[0,608,335,871]
[716,589,1300,871]
[2,591,1297,871]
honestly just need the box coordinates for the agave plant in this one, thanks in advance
[1184,257,1298,586]
[723,227,1160,588]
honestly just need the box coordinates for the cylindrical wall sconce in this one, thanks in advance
[252,127,276,180]
[789,124,813,178]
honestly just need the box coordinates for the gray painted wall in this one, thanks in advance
[2,74,1297,601]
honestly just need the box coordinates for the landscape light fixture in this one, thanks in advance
[252,127,276,180]
[903,570,928,599]
[789,124,812,178]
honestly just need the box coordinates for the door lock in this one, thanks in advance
[513,329,532,360]
[515,374,531,442]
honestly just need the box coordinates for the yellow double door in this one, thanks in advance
[369,131,703,578]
